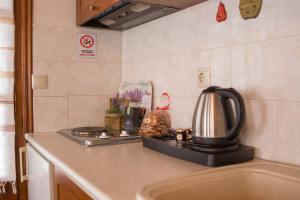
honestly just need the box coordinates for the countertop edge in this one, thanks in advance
[25,133,112,200]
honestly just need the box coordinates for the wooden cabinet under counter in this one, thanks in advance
[25,133,207,200]
[27,143,92,200]
[54,167,92,200]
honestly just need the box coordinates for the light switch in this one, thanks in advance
[33,75,48,89]
[197,68,210,88]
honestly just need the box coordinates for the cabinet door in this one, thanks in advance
[27,144,54,200]
[76,0,120,25]
[54,167,92,200]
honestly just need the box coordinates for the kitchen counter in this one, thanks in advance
[25,133,209,200]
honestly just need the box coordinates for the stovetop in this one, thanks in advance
[57,127,142,147]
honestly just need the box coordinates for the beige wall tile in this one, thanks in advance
[33,0,300,166]
[278,0,300,37]
[122,29,144,62]
[33,0,76,27]
[99,30,122,63]
[230,0,277,44]
[68,62,121,96]
[232,40,279,100]
[121,0,300,166]
[123,58,170,96]
[143,58,170,97]
[69,96,109,128]
[167,0,231,54]
[34,25,75,61]
[169,52,203,98]
[169,98,197,129]
[33,0,122,132]
[122,15,172,62]
[169,47,231,98]
[277,101,300,166]
[122,62,144,81]
[33,97,69,132]
[132,18,171,59]
[33,61,68,97]
[72,28,123,63]
[68,61,103,96]
[34,25,106,63]
[122,0,232,61]
[72,28,101,62]
[278,36,300,101]
[239,100,277,160]
[99,62,122,96]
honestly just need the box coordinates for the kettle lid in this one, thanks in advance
[202,86,221,93]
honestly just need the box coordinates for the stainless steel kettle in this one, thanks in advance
[192,86,245,145]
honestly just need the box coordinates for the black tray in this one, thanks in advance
[143,137,254,167]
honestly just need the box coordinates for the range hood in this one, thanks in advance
[78,0,207,31]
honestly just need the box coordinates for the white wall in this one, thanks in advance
[32,0,300,167]
[32,0,122,132]
[122,0,300,166]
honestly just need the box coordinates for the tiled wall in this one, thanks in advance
[33,0,122,132]
[122,0,300,166]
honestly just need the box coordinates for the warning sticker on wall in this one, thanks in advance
[78,33,97,57]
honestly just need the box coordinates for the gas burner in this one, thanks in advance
[71,127,106,137]
[58,128,142,147]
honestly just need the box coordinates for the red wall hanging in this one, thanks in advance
[216,1,227,22]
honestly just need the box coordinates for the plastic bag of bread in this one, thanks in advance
[138,110,171,137]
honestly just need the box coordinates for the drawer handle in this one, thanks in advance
[89,5,98,11]
[19,147,28,182]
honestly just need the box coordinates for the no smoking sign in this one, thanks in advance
[78,33,97,57]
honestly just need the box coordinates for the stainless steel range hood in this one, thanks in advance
[77,0,207,31]
[79,0,207,31]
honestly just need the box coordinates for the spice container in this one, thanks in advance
[186,128,193,140]
[105,114,124,131]
[175,129,188,141]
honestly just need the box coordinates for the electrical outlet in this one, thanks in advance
[32,75,48,89]
[197,68,210,88]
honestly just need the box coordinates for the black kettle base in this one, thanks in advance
[190,137,239,147]
[143,137,254,167]
[184,141,240,153]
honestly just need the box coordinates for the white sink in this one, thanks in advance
[137,162,300,200]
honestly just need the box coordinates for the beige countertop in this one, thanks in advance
[25,133,210,200]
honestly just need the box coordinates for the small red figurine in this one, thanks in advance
[216,1,227,22]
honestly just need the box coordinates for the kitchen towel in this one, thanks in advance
[0,0,17,194]
[0,95,16,194]
[0,132,16,194]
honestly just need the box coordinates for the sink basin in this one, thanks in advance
[137,162,300,200]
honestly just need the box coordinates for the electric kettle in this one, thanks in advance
[192,86,245,146]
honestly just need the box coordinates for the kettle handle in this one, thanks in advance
[217,88,246,140]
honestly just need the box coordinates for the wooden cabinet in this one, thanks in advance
[27,145,92,200]
[76,0,120,25]
[76,0,207,29]
[53,167,92,200]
